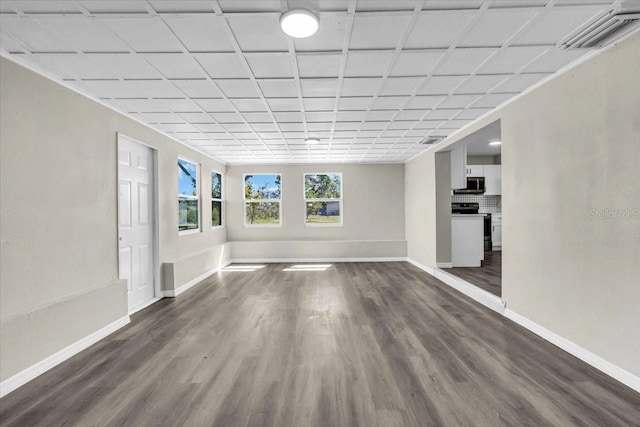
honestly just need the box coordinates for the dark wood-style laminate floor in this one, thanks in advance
[1,262,638,427]
[449,251,502,297]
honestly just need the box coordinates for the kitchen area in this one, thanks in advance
[441,120,503,297]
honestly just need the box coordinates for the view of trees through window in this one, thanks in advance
[211,171,222,227]
[244,174,281,225]
[178,159,199,232]
[305,173,342,225]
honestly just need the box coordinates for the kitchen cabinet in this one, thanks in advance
[452,214,484,267]
[450,146,467,190]
[466,165,484,177]
[492,214,502,250]
[484,164,502,195]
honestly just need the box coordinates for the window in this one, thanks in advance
[178,158,200,233]
[211,170,223,228]
[244,174,281,226]
[304,173,342,226]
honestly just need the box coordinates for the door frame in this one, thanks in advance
[116,133,162,313]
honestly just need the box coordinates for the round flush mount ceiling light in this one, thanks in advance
[489,141,502,146]
[305,137,320,145]
[280,9,319,38]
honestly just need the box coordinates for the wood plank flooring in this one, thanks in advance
[1,262,638,426]
[449,251,502,296]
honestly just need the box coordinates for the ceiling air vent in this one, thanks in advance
[561,9,640,49]
[420,136,445,145]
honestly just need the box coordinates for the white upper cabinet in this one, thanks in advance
[466,165,484,177]
[450,146,467,190]
[484,164,502,195]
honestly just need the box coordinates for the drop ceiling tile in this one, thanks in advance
[366,110,397,121]
[142,54,207,79]
[195,98,237,112]
[521,48,586,73]
[211,112,245,123]
[179,112,215,123]
[380,77,423,96]
[350,14,411,50]
[493,73,549,92]
[258,79,299,98]
[442,119,473,128]
[102,18,184,53]
[360,122,387,130]
[388,121,415,130]
[458,9,539,48]
[172,80,223,98]
[390,50,445,77]
[424,109,461,120]
[242,112,274,122]
[512,5,609,46]
[434,48,497,75]
[218,0,281,12]
[479,46,549,74]
[221,123,252,132]
[470,93,516,108]
[334,122,361,131]
[454,74,510,94]
[246,53,294,78]
[395,110,425,121]
[306,112,334,122]
[194,123,225,132]
[231,98,267,112]
[12,1,80,13]
[0,18,75,52]
[257,132,283,139]
[26,54,105,80]
[405,95,446,109]
[438,94,482,109]
[80,1,149,13]
[341,78,382,97]
[283,131,307,139]
[217,79,261,98]
[156,123,198,132]
[106,99,165,113]
[356,0,417,11]
[164,16,235,52]
[253,123,281,131]
[454,108,492,120]
[227,15,289,51]
[148,1,212,12]
[304,98,336,111]
[336,111,366,121]
[381,129,406,137]
[296,53,342,78]
[345,51,394,77]
[194,53,249,78]
[417,75,467,95]
[81,79,184,98]
[274,112,304,122]
[294,14,347,52]
[370,96,404,110]
[142,112,185,123]
[405,11,476,49]
[339,97,374,110]
[300,79,338,97]
[36,17,131,52]
[415,120,447,129]
[266,98,300,112]
[307,122,332,131]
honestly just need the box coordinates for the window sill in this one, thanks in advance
[179,228,201,236]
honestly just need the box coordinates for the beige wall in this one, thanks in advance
[225,163,406,258]
[0,57,226,381]
[405,32,640,376]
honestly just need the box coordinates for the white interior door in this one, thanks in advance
[118,136,156,313]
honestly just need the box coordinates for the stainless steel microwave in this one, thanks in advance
[453,177,485,194]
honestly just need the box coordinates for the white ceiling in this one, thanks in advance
[0,0,619,164]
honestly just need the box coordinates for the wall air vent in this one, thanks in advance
[420,136,445,145]
[561,10,640,49]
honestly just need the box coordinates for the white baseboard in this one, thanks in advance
[436,262,453,268]
[129,296,162,315]
[229,257,407,264]
[0,315,130,398]
[407,257,506,314]
[505,309,640,393]
[163,261,231,298]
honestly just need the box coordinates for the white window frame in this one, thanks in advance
[178,157,200,235]
[243,173,282,228]
[303,172,343,227]
[211,169,224,229]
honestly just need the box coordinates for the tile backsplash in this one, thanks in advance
[452,194,501,212]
